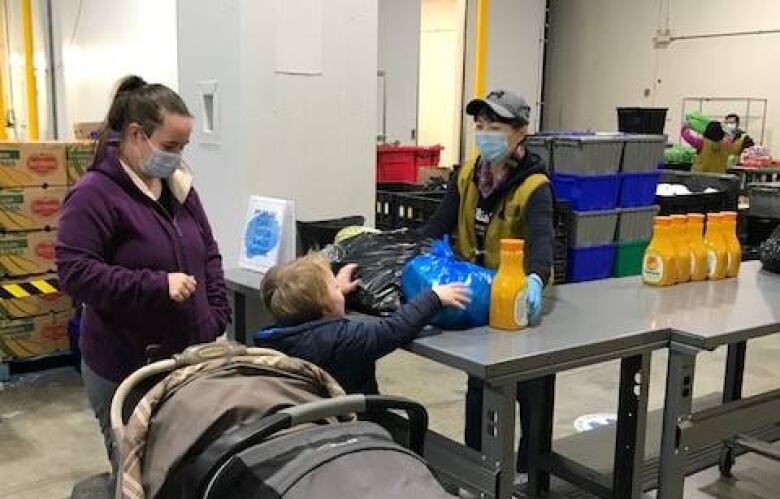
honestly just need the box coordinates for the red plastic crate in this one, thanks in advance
[377,145,443,183]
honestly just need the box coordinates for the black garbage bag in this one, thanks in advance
[329,230,432,315]
[760,225,780,274]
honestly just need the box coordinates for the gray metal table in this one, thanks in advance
[224,267,269,344]
[656,261,780,498]
[411,277,676,499]
[224,267,673,498]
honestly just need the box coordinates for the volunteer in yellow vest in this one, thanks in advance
[682,120,746,174]
[423,89,554,473]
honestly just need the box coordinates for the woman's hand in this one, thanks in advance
[433,283,472,310]
[168,272,197,302]
[336,264,360,295]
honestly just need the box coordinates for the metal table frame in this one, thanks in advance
[658,334,780,499]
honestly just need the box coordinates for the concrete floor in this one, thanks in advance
[1,334,779,498]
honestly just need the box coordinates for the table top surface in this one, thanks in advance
[225,267,266,297]
[225,262,780,378]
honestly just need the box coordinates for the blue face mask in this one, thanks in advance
[143,137,181,178]
[475,131,509,162]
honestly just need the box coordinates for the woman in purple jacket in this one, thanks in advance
[56,75,230,476]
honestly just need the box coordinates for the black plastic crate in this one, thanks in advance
[617,107,668,134]
[297,216,366,255]
[375,183,421,230]
[657,192,728,216]
[396,191,446,229]
[553,200,572,284]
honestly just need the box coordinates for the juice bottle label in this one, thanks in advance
[513,290,528,328]
[642,253,664,284]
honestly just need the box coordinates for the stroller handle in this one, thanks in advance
[109,343,281,440]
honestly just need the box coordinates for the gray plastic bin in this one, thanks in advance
[553,136,625,175]
[617,205,660,242]
[570,209,619,247]
[748,183,780,219]
[526,135,554,171]
[622,134,666,172]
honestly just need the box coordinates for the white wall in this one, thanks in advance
[545,0,780,151]
[418,0,466,167]
[461,0,546,159]
[179,0,377,265]
[378,0,420,144]
[50,0,178,137]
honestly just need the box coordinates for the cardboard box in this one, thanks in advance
[0,230,57,278]
[67,141,96,184]
[0,186,67,231]
[0,275,72,320]
[73,122,103,141]
[0,142,67,188]
[0,310,71,360]
[417,166,452,186]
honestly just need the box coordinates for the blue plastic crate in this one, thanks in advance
[620,170,661,208]
[553,173,620,211]
[567,244,617,283]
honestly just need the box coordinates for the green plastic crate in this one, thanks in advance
[613,240,650,277]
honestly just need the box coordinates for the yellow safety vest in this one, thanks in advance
[454,158,549,269]
[693,137,744,174]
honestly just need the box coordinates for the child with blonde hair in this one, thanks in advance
[256,253,469,394]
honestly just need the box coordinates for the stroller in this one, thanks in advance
[108,342,453,499]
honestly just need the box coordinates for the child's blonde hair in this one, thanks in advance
[262,253,333,326]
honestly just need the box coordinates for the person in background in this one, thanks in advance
[255,253,470,394]
[724,113,754,153]
[422,89,555,474]
[682,120,746,174]
[56,75,231,482]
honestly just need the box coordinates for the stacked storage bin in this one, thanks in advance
[551,134,665,281]
[551,136,623,282]
[0,142,71,372]
[614,135,665,276]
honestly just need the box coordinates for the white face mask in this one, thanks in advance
[142,135,181,178]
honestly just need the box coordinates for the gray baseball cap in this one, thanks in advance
[466,89,531,125]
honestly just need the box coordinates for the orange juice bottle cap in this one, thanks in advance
[708,213,723,220]
[654,216,671,225]
[721,211,737,220]
[670,215,687,224]
[688,213,705,222]
[500,239,524,251]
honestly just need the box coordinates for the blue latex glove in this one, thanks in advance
[526,273,544,324]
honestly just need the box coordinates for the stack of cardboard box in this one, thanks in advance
[0,140,94,362]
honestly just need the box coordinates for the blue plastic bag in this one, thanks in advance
[401,237,495,329]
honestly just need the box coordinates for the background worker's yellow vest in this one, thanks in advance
[454,159,549,269]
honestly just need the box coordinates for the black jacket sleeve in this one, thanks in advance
[526,184,555,285]
[422,180,460,239]
[333,290,442,362]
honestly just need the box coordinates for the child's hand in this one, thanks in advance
[336,264,360,295]
[433,283,471,310]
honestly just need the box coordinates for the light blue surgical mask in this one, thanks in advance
[475,131,509,163]
[143,136,181,178]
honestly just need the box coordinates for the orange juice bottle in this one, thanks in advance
[489,239,528,331]
[721,211,742,277]
[686,214,709,282]
[705,213,728,280]
[643,217,677,286]
[670,215,691,283]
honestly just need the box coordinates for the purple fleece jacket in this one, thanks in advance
[56,147,231,382]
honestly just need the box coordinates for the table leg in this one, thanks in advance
[658,345,697,499]
[482,381,517,499]
[527,375,556,497]
[613,353,651,499]
[233,291,247,345]
[719,341,747,476]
